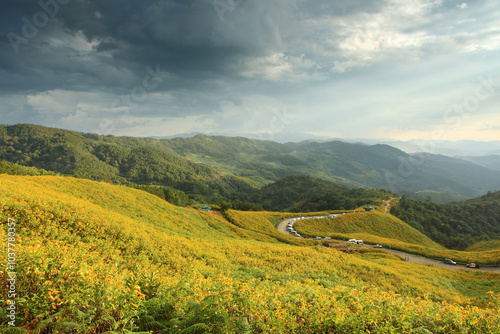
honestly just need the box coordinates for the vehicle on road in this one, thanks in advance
[466,263,480,269]
[443,259,457,265]
[348,239,357,244]
[373,244,383,248]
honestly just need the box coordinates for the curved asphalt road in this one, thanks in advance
[276,216,500,274]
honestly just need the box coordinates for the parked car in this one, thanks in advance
[348,239,357,244]
[314,236,321,240]
[466,263,480,269]
[443,259,457,265]
[373,244,383,248]
[324,237,331,240]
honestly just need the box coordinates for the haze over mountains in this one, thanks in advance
[152,132,500,156]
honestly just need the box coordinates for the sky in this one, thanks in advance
[1,0,500,143]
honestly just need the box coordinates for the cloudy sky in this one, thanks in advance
[1,0,500,142]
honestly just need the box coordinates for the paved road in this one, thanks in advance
[382,248,500,273]
[276,216,500,274]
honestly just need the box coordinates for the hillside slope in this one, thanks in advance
[458,155,500,172]
[253,175,393,211]
[1,175,500,333]
[0,124,258,202]
[293,208,442,249]
[391,192,500,250]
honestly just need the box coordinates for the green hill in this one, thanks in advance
[1,174,500,333]
[0,124,258,203]
[293,208,442,249]
[3,124,500,203]
[391,192,500,250]
[252,175,393,212]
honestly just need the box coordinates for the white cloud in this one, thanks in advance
[240,52,324,82]
[457,3,468,9]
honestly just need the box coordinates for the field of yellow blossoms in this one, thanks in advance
[1,174,500,333]
[294,208,500,264]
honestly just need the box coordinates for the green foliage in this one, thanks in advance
[391,192,500,250]
[131,184,191,206]
[400,190,468,204]
[0,124,259,204]
[0,161,57,176]
[253,175,393,211]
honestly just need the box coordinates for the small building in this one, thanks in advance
[364,206,376,212]
[199,205,212,211]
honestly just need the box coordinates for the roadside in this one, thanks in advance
[381,248,500,273]
[276,216,500,274]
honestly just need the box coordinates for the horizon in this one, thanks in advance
[1,0,500,142]
[4,122,500,157]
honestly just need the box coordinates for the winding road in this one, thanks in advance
[276,216,500,274]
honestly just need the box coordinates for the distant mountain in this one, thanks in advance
[2,124,500,202]
[457,155,500,172]
[374,139,500,156]
[149,131,334,143]
[164,134,500,198]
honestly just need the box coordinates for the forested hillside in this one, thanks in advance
[390,192,500,250]
[3,124,500,203]
[252,175,393,211]
[0,124,257,203]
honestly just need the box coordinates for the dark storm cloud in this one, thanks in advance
[0,0,390,96]
[1,0,499,140]
[1,0,246,94]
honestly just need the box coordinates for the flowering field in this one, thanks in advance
[1,175,500,333]
[293,208,500,264]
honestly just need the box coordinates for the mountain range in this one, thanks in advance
[1,124,500,203]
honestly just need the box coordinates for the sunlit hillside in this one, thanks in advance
[294,207,500,265]
[293,208,441,249]
[1,175,500,333]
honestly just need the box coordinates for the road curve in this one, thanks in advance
[276,217,500,274]
[276,218,296,235]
